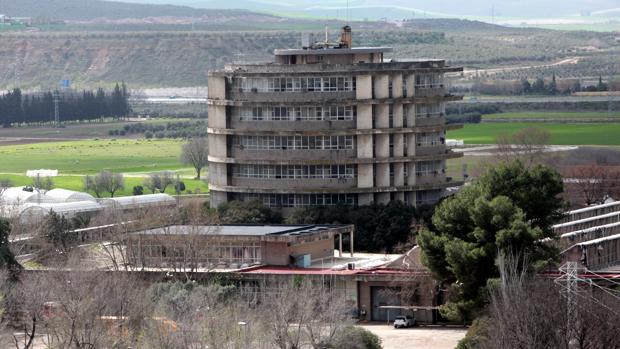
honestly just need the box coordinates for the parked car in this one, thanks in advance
[393,315,416,328]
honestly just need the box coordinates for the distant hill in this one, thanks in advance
[0,0,273,21]
[113,0,620,20]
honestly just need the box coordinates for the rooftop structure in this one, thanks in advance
[207,26,463,209]
[126,224,354,269]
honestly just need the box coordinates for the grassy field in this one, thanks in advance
[448,123,620,145]
[482,112,620,120]
[0,138,209,196]
[1,174,208,197]
[0,139,189,174]
[0,118,190,140]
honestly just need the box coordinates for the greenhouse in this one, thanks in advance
[101,193,176,211]
[46,188,97,203]
[19,201,104,224]
[0,187,58,205]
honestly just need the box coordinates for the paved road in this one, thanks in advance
[359,324,467,349]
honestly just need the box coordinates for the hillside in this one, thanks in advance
[0,0,273,21]
[0,24,617,90]
[115,0,620,20]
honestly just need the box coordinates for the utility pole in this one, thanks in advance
[557,262,581,349]
[53,90,60,127]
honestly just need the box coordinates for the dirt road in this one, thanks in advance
[359,324,467,349]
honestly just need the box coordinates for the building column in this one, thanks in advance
[406,134,417,159]
[392,103,403,128]
[376,163,390,187]
[394,162,405,186]
[393,134,404,157]
[405,104,416,127]
[407,161,416,186]
[375,134,389,158]
[373,74,389,99]
[392,74,403,98]
[357,104,373,129]
[374,104,389,129]
[405,74,415,98]
[356,75,373,100]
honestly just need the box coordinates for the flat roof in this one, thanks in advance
[134,224,352,237]
[274,47,392,56]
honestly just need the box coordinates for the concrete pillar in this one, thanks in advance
[392,104,403,128]
[374,104,389,128]
[376,163,390,187]
[356,75,372,100]
[358,193,374,205]
[357,135,373,159]
[357,164,374,188]
[357,104,373,129]
[405,74,415,98]
[394,162,405,186]
[373,74,389,99]
[376,192,390,204]
[207,76,226,99]
[405,104,416,127]
[406,191,416,206]
[209,163,229,186]
[339,233,343,258]
[392,74,403,98]
[394,191,405,202]
[208,134,228,157]
[393,134,404,157]
[406,162,416,186]
[406,134,416,158]
[375,134,389,158]
[209,190,228,208]
[208,105,227,128]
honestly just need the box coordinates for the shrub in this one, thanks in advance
[144,131,153,139]
[332,326,382,349]
[132,185,144,196]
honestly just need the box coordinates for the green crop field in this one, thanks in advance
[448,123,620,145]
[0,138,209,196]
[482,112,620,120]
[0,174,208,197]
[0,139,188,174]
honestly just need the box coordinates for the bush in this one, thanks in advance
[332,326,382,349]
[132,185,144,196]
[144,131,153,139]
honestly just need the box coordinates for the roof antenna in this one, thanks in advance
[346,0,349,25]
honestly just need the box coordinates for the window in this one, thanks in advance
[234,76,356,93]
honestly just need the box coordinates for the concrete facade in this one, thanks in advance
[207,27,463,209]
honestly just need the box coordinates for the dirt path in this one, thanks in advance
[359,324,467,349]
[463,57,580,77]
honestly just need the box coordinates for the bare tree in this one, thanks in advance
[181,137,208,180]
[143,171,174,194]
[31,175,54,192]
[567,164,620,205]
[496,127,551,167]
[84,170,124,197]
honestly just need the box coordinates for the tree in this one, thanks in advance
[143,171,174,194]
[217,200,283,224]
[520,78,531,94]
[84,170,124,197]
[32,175,54,191]
[418,160,565,322]
[496,127,551,168]
[548,74,558,95]
[567,164,620,205]
[133,185,144,196]
[597,75,608,92]
[0,219,20,272]
[39,211,77,254]
[532,77,546,94]
[181,137,208,179]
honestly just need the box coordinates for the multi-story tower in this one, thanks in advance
[207,27,463,209]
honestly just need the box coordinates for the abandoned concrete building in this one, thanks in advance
[207,26,463,209]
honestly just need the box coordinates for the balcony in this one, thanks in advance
[415,115,445,127]
[230,119,355,132]
[414,87,446,98]
[228,90,356,103]
[229,148,358,162]
[230,177,357,190]
[415,144,446,157]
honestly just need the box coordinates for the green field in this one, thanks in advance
[448,123,620,145]
[0,174,208,197]
[0,138,209,196]
[482,112,620,120]
[0,139,188,174]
